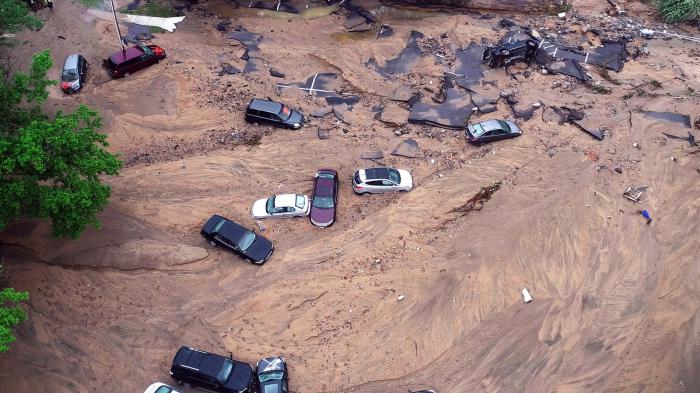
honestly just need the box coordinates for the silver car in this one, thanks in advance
[465,119,522,144]
[352,167,413,194]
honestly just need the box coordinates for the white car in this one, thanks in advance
[144,382,181,393]
[251,194,310,219]
[352,167,413,194]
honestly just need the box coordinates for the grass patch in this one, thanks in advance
[120,0,176,17]
[149,26,167,33]
[73,0,102,8]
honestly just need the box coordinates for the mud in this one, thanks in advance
[1,1,700,393]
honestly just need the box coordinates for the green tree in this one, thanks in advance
[656,0,700,22]
[0,0,42,34]
[0,50,122,238]
[0,287,29,353]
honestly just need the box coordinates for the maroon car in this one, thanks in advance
[103,44,166,78]
[310,169,339,227]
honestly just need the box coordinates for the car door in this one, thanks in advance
[365,180,383,193]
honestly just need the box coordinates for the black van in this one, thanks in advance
[482,39,538,68]
[244,99,304,129]
[103,44,166,78]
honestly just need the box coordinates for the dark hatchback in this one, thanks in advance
[201,215,274,265]
[170,346,255,393]
[310,169,338,228]
[61,54,88,94]
[104,44,166,78]
[256,356,288,393]
[245,99,304,129]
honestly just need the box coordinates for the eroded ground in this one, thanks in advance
[1,1,699,392]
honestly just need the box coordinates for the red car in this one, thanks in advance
[310,169,339,227]
[103,44,166,78]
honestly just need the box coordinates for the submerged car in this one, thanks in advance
[482,39,537,68]
[60,54,88,94]
[170,346,255,393]
[256,356,288,393]
[244,99,304,129]
[251,194,310,219]
[104,44,166,78]
[352,167,413,194]
[201,214,274,264]
[143,382,182,393]
[310,169,339,227]
[465,119,522,144]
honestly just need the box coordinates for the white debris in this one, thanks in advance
[124,15,186,32]
[521,288,533,303]
[397,294,405,301]
[558,12,566,18]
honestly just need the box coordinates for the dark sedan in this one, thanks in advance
[310,169,338,228]
[465,119,522,144]
[201,215,273,265]
[256,356,288,393]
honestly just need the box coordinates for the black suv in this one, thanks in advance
[245,99,304,129]
[170,346,256,393]
[201,214,274,265]
[482,39,537,68]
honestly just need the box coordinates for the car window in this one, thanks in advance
[266,196,276,214]
[366,180,383,186]
[61,68,78,81]
[498,120,511,132]
[295,195,305,209]
[154,387,173,393]
[212,218,226,233]
[387,169,401,184]
[139,54,151,62]
[238,231,256,251]
[217,359,233,384]
[312,196,334,209]
[483,131,493,136]
[382,180,395,186]
[278,105,292,121]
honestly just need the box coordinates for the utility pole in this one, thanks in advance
[109,0,126,52]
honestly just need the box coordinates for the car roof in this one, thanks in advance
[63,54,80,70]
[364,167,391,180]
[109,46,144,64]
[249,99,282,113]
[215,219,247,241]
[314,177,335,196]
[173,347,223,378]
[478,119,504,131]
[274,194,299,207]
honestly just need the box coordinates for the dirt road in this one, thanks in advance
[1,1,699,392]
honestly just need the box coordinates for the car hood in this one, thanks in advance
[242,236,273,263]
[224,362,254,391]
[251,199,270,218]
[287,110,304,126]
[398,169,413,189]
[310,205,335,226]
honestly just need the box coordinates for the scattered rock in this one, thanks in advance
[380,103,409,125]
[499,18,517,28]
[391,85,413,102]
[391,138,420,158]
[317,129,330,140]
[219,63,241,75]
[269,68,285,78]
[311,107,332,118]
[135,32,154,41]
[361,150,384,160]
[332,103,349,121]
[215,21,231,32]
[615,168,623,174]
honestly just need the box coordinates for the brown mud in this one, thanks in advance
[0,1,699,392]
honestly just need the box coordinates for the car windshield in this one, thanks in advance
[259,371,284,383]
[217,359,234,384]
[313,196,334,209]
[61,68,78,81]
[212,218,226,233]
[265,196,276,214]
[387,169,401,184]
[471,123,486,136]
[318,173,335,180]
[353,171,361,185]
[238,231,256,251]
[140,45,153,56]
[498,120,511,132]
[278,105,291,121]
[295,195,305,209]
[154,387,173,393]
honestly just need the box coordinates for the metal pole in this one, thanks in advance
[109,0,126,51]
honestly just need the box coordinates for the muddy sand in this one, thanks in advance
[1,1,699,392]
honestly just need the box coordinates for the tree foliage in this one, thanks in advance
[0,50,122,238]
[0,287,28,353]
[656,0,700,22]
[0,0,42,34]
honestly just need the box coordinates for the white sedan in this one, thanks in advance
[144,382,182,393]
[251,194,310,219]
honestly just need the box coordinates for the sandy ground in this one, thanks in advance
[1,1,700,392]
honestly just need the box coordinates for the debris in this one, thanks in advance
[361,151,384,160]
[661,132,697,147]
[332,103,349,121]
[572,119,605,140]
[255,220,266,232]
[269,68,285,78]
[391,85,414,102]
[557,12,566,18]
[640,209,652,225]
[499,18,517,28]
[615,168,623,174]
[544,59,590,81]
[623,185,648,202]
[134,32,154,41]
[219,63,241,75]
[278,72,340,97]
[409,76,472,129]
[633,142,640,149]
[215,21,231,32]
[368,30,425,76]
[606,0,627,16]
[522,288,533,303]
[378,24,394,38]
[391,138,420,158]
[397,294,405,301]
[645,111,692,128]
[510,101,543,120]
[310,107,332,118]
[317,129,330,140]
[379,103,409,125]
[438,182,500,228]
[640,29,655,39]
[124,15,185,32]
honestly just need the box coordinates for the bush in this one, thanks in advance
[656,0,700,22]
